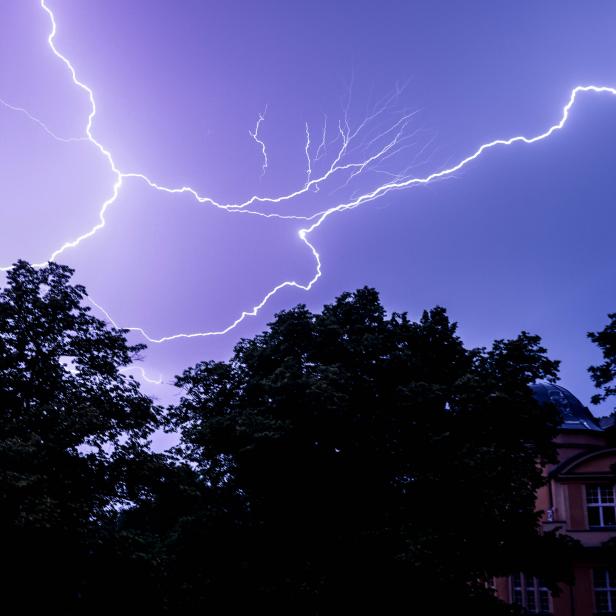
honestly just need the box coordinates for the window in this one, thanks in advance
[511,573,551,614]
[593,568,616,613]
[586,485,616,528]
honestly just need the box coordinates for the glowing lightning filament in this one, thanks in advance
[249,105,268,178]
[2,1,615,348]
[92,83,616,343]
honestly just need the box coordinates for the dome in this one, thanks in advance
[531,382,601,431]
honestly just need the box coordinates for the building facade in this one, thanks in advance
[495,383,616,615]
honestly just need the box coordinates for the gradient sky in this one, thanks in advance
[1,1,615,421]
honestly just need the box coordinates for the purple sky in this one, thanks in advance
[1,1,615,417]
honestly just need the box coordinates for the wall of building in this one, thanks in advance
[496,424,616,615]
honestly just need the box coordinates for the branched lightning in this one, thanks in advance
[304,122,312,187]
[0,97,86,143]
[314,114,328,163]
[249,105,268,178]
[2,0,616,349]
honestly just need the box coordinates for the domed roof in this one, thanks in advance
[531,382,601,431]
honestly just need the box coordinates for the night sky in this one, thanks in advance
[1,1,615,420]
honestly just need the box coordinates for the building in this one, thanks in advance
[495,383,616,615]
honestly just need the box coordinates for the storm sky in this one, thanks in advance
[1,1,615,415]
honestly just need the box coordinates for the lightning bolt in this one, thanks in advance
[304,122,312,187]
[118,82,616,345]
[0,97,86,143]
[120,366,164,386]
[2,0,615,348]
[314,114,328,163]
[249,105,268,178]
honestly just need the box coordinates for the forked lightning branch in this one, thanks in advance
[1,0,615,345]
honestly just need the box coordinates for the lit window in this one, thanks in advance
[593,568,616,613]
[511,573,551,614]
[586,485,616,528]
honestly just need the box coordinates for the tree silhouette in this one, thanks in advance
[0,268,580,613]
[0,260,159,608]
[588,312,616,408]
[168,286,573,613]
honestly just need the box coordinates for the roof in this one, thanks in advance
[531,382,602,431]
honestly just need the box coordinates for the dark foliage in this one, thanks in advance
[0,265,578,613]
[163,286,574,614]
[0,261,160,610]
[588,313,616,409]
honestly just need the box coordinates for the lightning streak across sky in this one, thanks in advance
[2,0,616,350]
[120,366,164,386]
[0,97,86,143]
[249,105,268,178]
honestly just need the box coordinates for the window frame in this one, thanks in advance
[593,567,616,614]
[586,484,616,529]
[510,572,552,614]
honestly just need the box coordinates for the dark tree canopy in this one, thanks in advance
[0,261,160,607]
[167,287,571,613]
[0,267,578,613]
[588,312,616,408]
